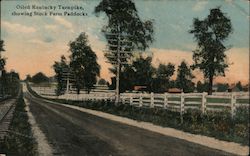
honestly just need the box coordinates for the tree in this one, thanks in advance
[217,83,229,92]
[31,72,49,84]
[53,55,69,95]
[25,75,32,82]
[95,0,154,51]
[176,61,195,93]
[69,33,100,94]
[196,81,209,93]
[109,55,154,92]
[236,81,243,91]
[152,63,175,93]
[132,55,154,87]
[189,7,233,95]
[98,78,107,85]
[95,0,154,96]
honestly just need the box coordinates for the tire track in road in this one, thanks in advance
[24,98,54,156]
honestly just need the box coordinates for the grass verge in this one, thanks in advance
[0,92,38,156]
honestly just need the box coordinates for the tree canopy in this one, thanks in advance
[69,32,100,94]
[53,55,69,95]
[176,61,195,93]
[152,63,175,93]
[190,7,233,95]
[95,0,154,51]
[31,72,49,84]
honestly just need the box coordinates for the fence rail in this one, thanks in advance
[31,86,249,118]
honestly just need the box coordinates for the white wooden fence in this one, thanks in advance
[31,86,249,118]
[120,92,249,118]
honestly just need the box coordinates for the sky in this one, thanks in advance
[1,0,249,84]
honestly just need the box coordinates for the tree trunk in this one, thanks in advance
[208,75,213,95]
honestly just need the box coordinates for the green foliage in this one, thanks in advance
[235,81,243,91]
[152,63,175,93]
[196,81,209,93]
[217,83,229,92]
[190,7,233,95]
[95,0,154,85]
[53,55,69,95]
[69,32,100,94]
[98,78,108,85]
[109,55,155,92]
[48,94,249,145]
[0,70,20,98]
[31,72,49,84]
[95,0,154,51]
[132,55,155,87]
[176,61,195,93]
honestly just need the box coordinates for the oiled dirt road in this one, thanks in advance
[24,92,233,156]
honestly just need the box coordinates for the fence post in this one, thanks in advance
[129,94,133,105]
[180,92,185,123]
[201,92,206,115]
[150,92,154,108]
[164,93,168,109]
[231,92,236,118]
[139,93,143,107]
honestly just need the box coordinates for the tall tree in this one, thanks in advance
[189,7,233,95]
[95,0,154,51]
[69,33,100,94]
[53,55,69,95]
[95,0,154,95]
[132,55,155,89]
[109,55,154,92]
[152,63,175,93]
[196,81,209,93]
[176,61,195,93]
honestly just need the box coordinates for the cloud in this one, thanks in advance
[44,25,58,31]
[53,17,74,32]
[192,1,208,11]
[43,37,54,43]
[28,39,47,45]
[2,21,36,33]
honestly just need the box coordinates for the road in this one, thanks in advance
[24,91,234,156]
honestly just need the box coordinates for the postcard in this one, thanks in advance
[0,0,249,155]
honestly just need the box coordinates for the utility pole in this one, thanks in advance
[115,27,121,104]
[105,27,133,105]
[66,71,70,94]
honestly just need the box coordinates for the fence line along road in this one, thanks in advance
[31,86,249,118]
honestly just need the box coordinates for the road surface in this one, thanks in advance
[24,91,234,156]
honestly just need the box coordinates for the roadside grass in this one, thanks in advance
[26,84,249,145]
[45,98,250,146]
[0,92,38,156]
